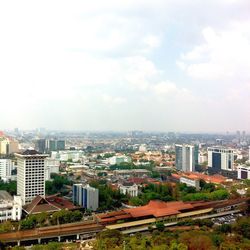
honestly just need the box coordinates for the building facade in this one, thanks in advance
[208,147,234,171]
[119,182,138,197]
[15,150,48,205]
[237,166,250,180]
[180,176,200,190]
[0,191,22,221]
[0,159,13,182]
[175,144,195,172]
[35,139,66,153]
[72,184,99,211]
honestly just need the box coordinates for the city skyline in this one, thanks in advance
[0,0,250,132]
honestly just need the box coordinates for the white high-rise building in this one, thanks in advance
[0,159,13,182]
[15,150,48,205]
[175,144,195,172]
[208,147,234,171]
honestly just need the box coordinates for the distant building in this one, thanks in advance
[198,153,208,164]
[208,147,234,171]
[113,169,150,178]
[119,182,138,197]
[35,139,66,153]
[15,150,48,205]
[180,176,200,190]
[237,166,250,180]
[0,159,13,182]
[139,144,147,152]
[0,191,22,221]
[175,144,195,172]
[72,184,99,211]
[45,158,60,180]
[0,137,19,155]
[109,156,132,165]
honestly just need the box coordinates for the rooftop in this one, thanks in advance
[0,191,13,201]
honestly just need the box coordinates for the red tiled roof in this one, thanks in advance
[23,195,76,215]
[124,200,194,218]
[24,196,60,215]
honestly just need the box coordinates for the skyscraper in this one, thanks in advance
[175,144,195,172]
[208,147,234,171]
[15,150,48,205]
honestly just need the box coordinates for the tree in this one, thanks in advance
[155,221,165,232]
[169,241,188,250]
[234,217,250,238]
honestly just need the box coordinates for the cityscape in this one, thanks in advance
[0,129,249,249]
[0,0,250,250]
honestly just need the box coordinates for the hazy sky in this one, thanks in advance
[0,0,250,132]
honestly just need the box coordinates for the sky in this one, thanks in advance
[0,0,250,132]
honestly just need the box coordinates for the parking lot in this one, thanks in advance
[212,213,243,225]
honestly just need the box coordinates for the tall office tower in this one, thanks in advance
[72,184,99,211]
[175,144,195,172]
[35,139,66,153]
[15,150,48,205]
[208,147,234,171]
[56,140,65,151]
[194,145,199,166]
[35,139,46,153]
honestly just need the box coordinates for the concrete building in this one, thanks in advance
[237,165,250,180]
[139,144,147,152]
[45,158,60,181]
[113,169,150,178]
[15,150,48,205]
[0,191,22,221]
[0,137,19,155]
[180,176,200,190]
[0,159,15,182]
[208,147,234,171]
[109,155,132,165]
[119,182,138,197]
[72,184,99,211]
[175,144,195,172]
[35,139,66,153]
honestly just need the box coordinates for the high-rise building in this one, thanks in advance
[15,150,48,205]
[56,140,65,151]
[175,144,195,172]
[0,137,19,155]
[35,139,66,153]
[35,139,46,153]
[72,184,99,211]
[0,159,13,182]
[208,147,234,171]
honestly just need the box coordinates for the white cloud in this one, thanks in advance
[178,23,250,81]
[101,94,127,104]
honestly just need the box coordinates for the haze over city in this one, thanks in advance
[0,0,250,132]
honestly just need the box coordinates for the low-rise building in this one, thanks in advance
[237,165,250,180]
[109,156,132,165]
[180,176,200,190]
[0,191,22,221]
[119,182,138,197]
[113,169,150,178]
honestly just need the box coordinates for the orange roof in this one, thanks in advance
[124,200,194,218]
